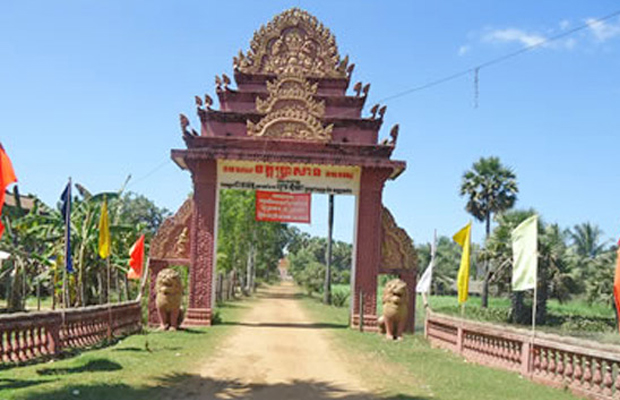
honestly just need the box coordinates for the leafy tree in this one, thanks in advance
[460,156,518,308]
[288,247,326,295]
[481,210,578,324]
[0,183,166,310]
[584,248,616,306]
[568,222,607,259]
[115,192,171,238]
[0,198,59,311]
[285,228,353,291]
[216,190,289,292]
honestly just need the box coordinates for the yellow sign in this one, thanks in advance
[217,160,360,195]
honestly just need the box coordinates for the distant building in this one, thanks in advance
[3,191,36,213]
[278,258,292,281]
[3,191,40,224]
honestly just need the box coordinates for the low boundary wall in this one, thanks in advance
[0,301,142,364]
[426,311,620,400]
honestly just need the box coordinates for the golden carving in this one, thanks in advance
[248,73,333,142]
[233,8,348,78]
[257,75,324,115]
[380,206,417,271]
[149,199,192,260]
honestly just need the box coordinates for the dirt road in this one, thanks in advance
[166,282,377,399]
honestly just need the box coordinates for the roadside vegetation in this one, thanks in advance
[1,183,170,312]
[301,294,580,400]
[0,299,252,400]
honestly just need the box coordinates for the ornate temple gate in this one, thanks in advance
[148,8,418,332]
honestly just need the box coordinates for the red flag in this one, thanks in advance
[128,234,145,280]
[615,238,620,333]
[0,145,17,239]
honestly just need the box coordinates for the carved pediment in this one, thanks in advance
[257,74,324,115]
[149,199,192,260]
[233,8,348,79]
[248,72,333,142]
[380,206,418,271]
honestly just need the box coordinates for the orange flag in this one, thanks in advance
[0,145,17,239]
[128,234,145,280]
[614,238,620,333]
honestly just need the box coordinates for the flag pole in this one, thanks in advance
[136,257,150,302]
[430,229,437,308]
[532,230,539,339]
[532,281,538,336]
[63,177,71,308]
[107,257,111,304]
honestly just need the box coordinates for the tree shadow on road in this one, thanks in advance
[36,358,122,376]
[17,373,430,400]
[0,377,53,391]
[257,291,305,300]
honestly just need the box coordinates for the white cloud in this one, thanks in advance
[458,45,471,56]
[483,28,547,47]
[481,27,576,50]
[586,18,620,42]
[559,20,570,30]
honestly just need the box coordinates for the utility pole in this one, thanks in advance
[324,194,334,305]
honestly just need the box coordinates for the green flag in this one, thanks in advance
[511,215,538,291]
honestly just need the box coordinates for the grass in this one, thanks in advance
[300,294,581,400]
[0,297,54,312]
[0,298,253,400]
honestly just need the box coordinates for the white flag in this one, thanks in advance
[511,215,538,291]
[416,231,437,293]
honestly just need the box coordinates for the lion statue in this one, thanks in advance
[377,278,409,340]
[155,268,184,330]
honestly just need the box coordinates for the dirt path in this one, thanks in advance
[166,282,377,399]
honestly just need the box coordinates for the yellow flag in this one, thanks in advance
[453,222,472,304]
[98,198,111,259]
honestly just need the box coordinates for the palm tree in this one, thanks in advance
[460,156,518,308]
[568,222,606,259]
[479,209,533,322]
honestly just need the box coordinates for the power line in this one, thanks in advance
[126,159,171,189]
[123,8,620,187]
[376,8,620,103]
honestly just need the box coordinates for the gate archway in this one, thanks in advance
[149,8,417,332]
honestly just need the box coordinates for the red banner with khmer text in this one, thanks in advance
[255,191,311,223]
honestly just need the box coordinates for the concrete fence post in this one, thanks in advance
[521,341,532,376]
[107,305,113,340]
[457,325,464,354]
[47,316,61,356]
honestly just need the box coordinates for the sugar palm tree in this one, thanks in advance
[460,156,518,308]
[568,222,606,259]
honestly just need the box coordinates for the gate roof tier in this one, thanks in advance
[216,82,366,117]
[197,110,382,145]
[171,136,405,180]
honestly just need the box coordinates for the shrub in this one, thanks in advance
[332,288,350,308]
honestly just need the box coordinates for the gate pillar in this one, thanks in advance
[185,159,217,326]
[352,167,392,331]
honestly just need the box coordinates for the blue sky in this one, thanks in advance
[1,1,619,246]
